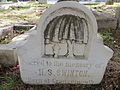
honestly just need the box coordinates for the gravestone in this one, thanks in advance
[14,1,113,84]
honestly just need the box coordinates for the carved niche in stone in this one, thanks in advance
[44,15,88,58]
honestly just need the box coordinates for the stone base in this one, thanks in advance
[0,25,36,66]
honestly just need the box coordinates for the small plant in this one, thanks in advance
[99,29,117,46]
[0,70,24,90]
[99,29,120,63]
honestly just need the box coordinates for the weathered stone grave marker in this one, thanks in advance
[14,1,113,84]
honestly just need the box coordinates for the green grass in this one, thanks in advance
[99,29,117,46]
[86,2,120,12]
[99,29,120,63]
[0,9,11,13]
[10,6,31,10]
[116,59,120,63]
[0,71,24,90]
[86,4,106,10]
[19,2,51,8]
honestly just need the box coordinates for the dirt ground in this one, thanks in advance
[0,5,47,27]
[0,2,119,27]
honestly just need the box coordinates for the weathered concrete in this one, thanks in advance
[0,25,36,66]
[0,26,13,40]
[0,48,18,66]
[115,7,120,29]
[92,9,117,30]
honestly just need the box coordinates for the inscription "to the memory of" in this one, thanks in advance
[27,59,102,69]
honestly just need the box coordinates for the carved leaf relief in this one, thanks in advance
[44,15,88,58]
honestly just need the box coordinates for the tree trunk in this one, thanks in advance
[106,0,114,5]
[115,7,120,29]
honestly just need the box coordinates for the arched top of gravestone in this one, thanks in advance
[37,1,98,37]
[37,1,98,59]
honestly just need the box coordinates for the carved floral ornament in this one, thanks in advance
[37,1,97,59]
[44,15,88,58]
